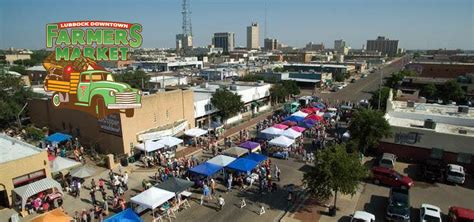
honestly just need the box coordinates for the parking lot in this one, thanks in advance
[355,162,474,221]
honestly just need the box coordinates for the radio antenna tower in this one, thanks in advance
[182,0,192,36]
[264,0,267,39]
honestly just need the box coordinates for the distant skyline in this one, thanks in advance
[0,0,473,50]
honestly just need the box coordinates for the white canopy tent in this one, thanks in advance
[281,128,302,139]
[156,136,183,147]
[130,187,175,210]
[260,127,284,136]
[135,140,165,152]
[184,128,208,137]
[291,111,308,118]
[50,156,81,173]
[268,135,295,148]
[206,155,236,167]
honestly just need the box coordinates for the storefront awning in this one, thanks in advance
[156,136,183,147]
[184,128,208,137]
[13,178,63,209]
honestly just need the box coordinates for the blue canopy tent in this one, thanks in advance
[284,115,305,123]
[313,102,326,110]
[104,208,143,222]
[226,158,258,174]
[188,162,223,177]
[298,120,315,129]
[244,153,268,163]
[45,133,72,143]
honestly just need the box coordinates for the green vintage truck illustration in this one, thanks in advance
[43,55,142,118]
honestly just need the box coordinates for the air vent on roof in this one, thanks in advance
[424,119,436,130]
[459,129,467,134]
[407,101,415,108]
[458,105,469,114]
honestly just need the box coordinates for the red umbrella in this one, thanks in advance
[306,114,323,121]
[281,120,297,126]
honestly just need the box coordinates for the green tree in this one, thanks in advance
[422,83,437,99]
[273,67,285,72]
[210,88,244,119]
[270,84,288,103]
[281,80,300,96]
[9,65,27,75]
[348,109,392,153]
[114,70,150,90]
[24,125,45,141]
[386,72,404,88]
[369,87,391,111]
[442,80,464,103]
[0,71,36,128]
[334,73,345,82]
[239,74,265,82]
[303,143,368,212]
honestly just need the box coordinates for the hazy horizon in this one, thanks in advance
[1,0,473,50]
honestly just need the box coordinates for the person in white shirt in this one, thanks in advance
[218,195,225,211]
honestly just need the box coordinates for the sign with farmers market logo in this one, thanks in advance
[43,21,143,119]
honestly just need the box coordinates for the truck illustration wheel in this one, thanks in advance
[125,109,134,117]
[52,93,61,108]
[93,96,107,119]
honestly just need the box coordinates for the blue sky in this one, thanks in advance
[0,0,473,50]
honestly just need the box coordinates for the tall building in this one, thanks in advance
[264,38,278,51]
[176,34,193,51]
[212,32,235,53]
[305,42,325,51]
[246,23,260,49]
[366,36,399,56]
[334,39,346,51]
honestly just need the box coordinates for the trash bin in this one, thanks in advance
[328,206,336,216]
[120,157,129,167]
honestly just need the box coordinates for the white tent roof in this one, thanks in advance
[206,155,236,167]
[130,187,175,210]
[291,111,308,118]
[281,128,302,139]
[156,136,183,147]
[50,156,81,173]
[268,135,295,148]
[184,128,208,137]
[135,140,165,152]
[261,127,284,136]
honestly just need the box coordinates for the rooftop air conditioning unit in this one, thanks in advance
[407,101,415,108]
[424,119,436,130]
[458,105,469,114]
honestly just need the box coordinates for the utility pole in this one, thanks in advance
[17,102,28,127]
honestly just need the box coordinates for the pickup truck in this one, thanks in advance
[44,70,142,118]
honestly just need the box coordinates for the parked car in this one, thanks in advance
[379,153,397,169]
[448,206,474,222]
[371,166,414,189]
[386,187,411,222]
[422,158,446,182]
[420,204,442,222]
[351,211,375,222]
[351,78,356,83]
[446,164,466,185]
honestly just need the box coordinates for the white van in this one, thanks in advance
[446,164,465,184]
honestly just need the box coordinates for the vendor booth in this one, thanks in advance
[184,128,208,137]
[135,140,165,154]
[291,111,309,118]
[206,155,236,167]
[156,136,183,147]
[272,124,288,130]
[259,127,284,139]
[298,119,316,129]
[30,208,72,222]
[45,133,72,144]
[225,158,258,174]
[268,136,295,148]
[69,165,95,178]
[290,126,305,133]
[222,147,249,158]
[284,115,305,123]
[306,114,323,121]
[281,120,297,126]
[188,162,223,187]
[50,156,81,174]
[104,208,143,222]
[13,178,63,211]
[155,177,194,196]
[243,153,268,163]
[239,141,261,153]
[281,128,302,139]
[130,187,175,215]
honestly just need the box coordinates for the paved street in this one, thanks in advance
[304,56,411,103]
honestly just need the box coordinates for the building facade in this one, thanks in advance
[29,89,195,156]
[176,34,193,52]
[264,38,278,51]
[366,36,399,56]
[212,32,235,54]
[0,134,51,208]
[246,23,259,50]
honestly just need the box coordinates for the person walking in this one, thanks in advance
[275,165,281,182]
[210,178,216,198]
[218,195,225,211]
[90,190,96,205]
[227,174,233,192]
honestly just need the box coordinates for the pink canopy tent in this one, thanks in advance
[281,120,297,126]
[273,124,289,130]
[291,126,306,133]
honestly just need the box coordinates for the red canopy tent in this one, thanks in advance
[301,107,320,114]
[306,114,323,121]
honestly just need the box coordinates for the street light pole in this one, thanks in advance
[17,102,28,127]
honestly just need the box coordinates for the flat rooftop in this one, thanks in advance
[386,116,474,137]
[0,133,44,164]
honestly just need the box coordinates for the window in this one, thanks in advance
[430,148,444,159]
[205,104,213,112]
[457,153,472,164]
